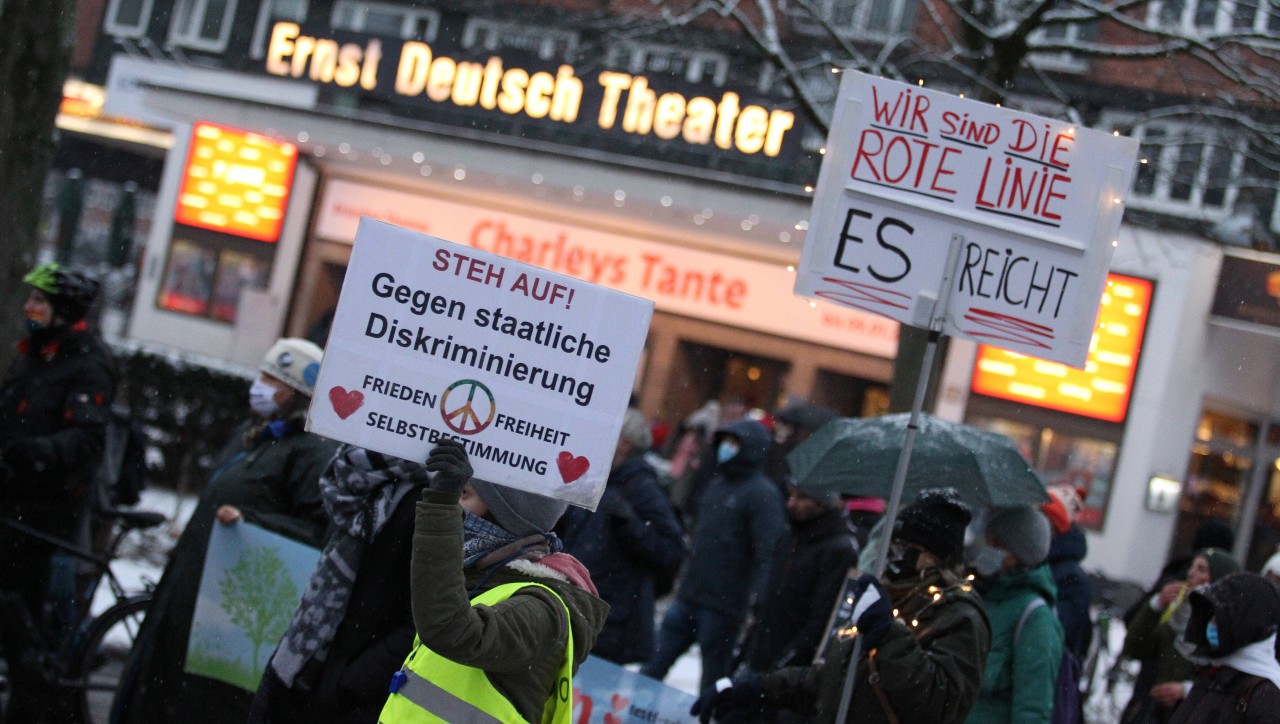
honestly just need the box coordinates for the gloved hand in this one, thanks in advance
[425,439,473,494]
[690,675,764,723]
[851,573,893,648]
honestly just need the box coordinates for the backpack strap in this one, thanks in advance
[1236,674,1268,714]
[1014,597,1048,647]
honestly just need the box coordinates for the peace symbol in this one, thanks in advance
[440,379,496,435]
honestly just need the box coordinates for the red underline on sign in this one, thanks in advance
[972,206,1063,228]
[816,277,912,313]
[962,308,1055,348]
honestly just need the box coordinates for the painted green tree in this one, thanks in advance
[218,547,299,673]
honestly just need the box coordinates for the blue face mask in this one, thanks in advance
[972,545,1007,577]
[1205,621,1220,649]
[716,440,740,464]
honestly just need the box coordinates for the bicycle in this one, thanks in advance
[0,506,166,723]
[1081,574,1143,723]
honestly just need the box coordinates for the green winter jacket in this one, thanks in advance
[408,489,609,724]
[759,567,991,724]
[965,563,1064,724]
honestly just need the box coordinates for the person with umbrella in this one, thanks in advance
[694,487,991,723]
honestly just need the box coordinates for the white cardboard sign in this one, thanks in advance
[795,72,1139,367]
[308,219,654,510]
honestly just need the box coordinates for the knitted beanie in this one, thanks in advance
[469,478,568,537]
[893,487,972,563]
[1195,547,1242,582]
[987,506,1052,568]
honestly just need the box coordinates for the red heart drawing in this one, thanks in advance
[556,451,590,483]
[329,386,365,420]
[603,715,621,724]
[611,693,629,712]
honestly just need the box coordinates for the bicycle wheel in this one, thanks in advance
[65,594,150,723]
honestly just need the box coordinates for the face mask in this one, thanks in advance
[249,378,280,418]
[716,440,740,464]
[885,543,921,582]
[971,545,1007,578]
[1205,621,1220,649]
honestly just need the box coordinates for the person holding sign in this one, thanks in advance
[115,338,338,724]
[381,439,609,723]
[695,488,990,723]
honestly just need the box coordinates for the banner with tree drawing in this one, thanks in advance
[186,521,321,690]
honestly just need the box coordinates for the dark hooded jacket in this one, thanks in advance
[1047,523,1092,657]
[1169,573,1280,724]
[678,419,787,620]
[557,452,686,664]
[740,506,859,673]
[408,488,610,724]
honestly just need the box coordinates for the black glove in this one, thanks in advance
[851,573,893,648]
[425,439,473,494]
[690,675,763,724]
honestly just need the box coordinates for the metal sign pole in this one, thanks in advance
[833,235,964,722]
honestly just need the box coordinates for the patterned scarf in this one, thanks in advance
[268,445,428,688]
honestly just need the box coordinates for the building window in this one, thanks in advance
[605,43,729,86]
[793,0,920,39]
[104,0,155,37]
[331,1,439,40]
[461,18,578,61]
[1125,122,1251,217]
[169,0,238,51]
[157,235,273,324]
[1149,0,1280,33]
[250,0,309,59]
[1027,11,1091,73]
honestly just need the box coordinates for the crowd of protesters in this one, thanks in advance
[3,263,1280,723]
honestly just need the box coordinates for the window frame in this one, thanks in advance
[1120,119,1254,223]
[249,0,309,60]
[605,43,730,86]
[461,17,579,61]
[104,0,155,38]
[330,0,440,40]
[168,0,239,52]
[1147,0,1280,34]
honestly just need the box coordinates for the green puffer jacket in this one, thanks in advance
[408,489,609,723]
[760,568,991,724]
[965,563,1064,724]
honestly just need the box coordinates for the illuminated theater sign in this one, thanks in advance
[175,122,298,242]
[970,273,1153,423]
[261,22,800,164]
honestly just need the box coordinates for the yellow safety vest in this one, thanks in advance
[379,582,574,724]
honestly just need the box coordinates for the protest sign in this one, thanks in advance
[795,71,1139,367]
[308,218,654,510]
[572,656,697,724]
[186,522,320,691]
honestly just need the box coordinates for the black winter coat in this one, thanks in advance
[0,323,116,541]
[558,453,686,664]
[740,507,859,673]
[679,419,787,620]
[251,485,424,724]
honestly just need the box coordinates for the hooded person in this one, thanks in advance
[965,506,1065,724]
[1168,573,1280,724]
[380,439,609,724]
[697,487,992,724]
[642,418,787,696]
[114,338,339,724]
[0,262,117,722]
[1042,485,1093,658]
[1121,547,1242,724]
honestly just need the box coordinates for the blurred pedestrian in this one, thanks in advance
[379,440,608,722]
[0,263,116,723]
[966,506,1064,724]
[763,401,837,495]
[694,487,991,723]
[1169,572,1280,724]
[667,399,721,521]
[1041,484,1092,658]
[114,338,338,724]
[1126,519,1235,626]
[248,444,431,723]
[1120,547,1241,724]
[558,408,686,665]
[642,419,786,696]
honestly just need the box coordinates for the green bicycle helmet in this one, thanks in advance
[23,262,100,321]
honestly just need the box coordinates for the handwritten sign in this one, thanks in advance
[796,72,1138,367]
[308,219,653,510]
[572,656,697,724]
